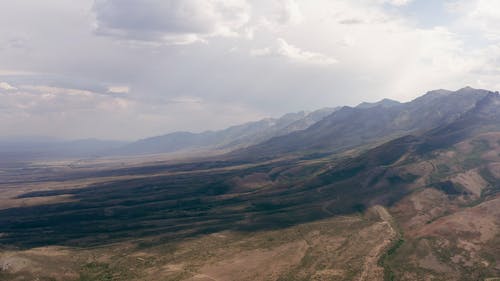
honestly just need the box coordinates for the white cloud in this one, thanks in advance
[93,0,251,44]
[375,0,413,6]
[0,82,16,90]
[20,85,96,97]
[0,82,265,140]
[3,0,500,140]
[169,96,203,104]
[465,0,500,40]
[386,0,413,6]
[251,38,337,65]
[274,0,303,25]
[107,85,130,94]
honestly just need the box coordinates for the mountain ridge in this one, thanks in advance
[114,107,338,156]
[230,87,494,160]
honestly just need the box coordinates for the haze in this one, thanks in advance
[1,0,500,140]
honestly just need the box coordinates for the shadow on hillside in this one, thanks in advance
[0,137,419,249]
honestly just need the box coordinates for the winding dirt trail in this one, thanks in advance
[358,205,398,281]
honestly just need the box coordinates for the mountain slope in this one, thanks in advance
[232,87,493,159]
[115,107,337,155]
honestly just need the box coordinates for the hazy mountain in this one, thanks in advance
[115,107,338,155]
[0,108,337,161]
[356,98,401,109]
[233,87,493,159]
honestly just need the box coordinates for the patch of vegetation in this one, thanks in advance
[401,173,419,183]
[463,139,490,170]
[379,238,404,281]
[352,203,366,213]
[381,237,443,281]
[436,163,451,175]
[478,168,500,199]
[434,181,466,195]
[472,139,491,152]
[79,262,113,281]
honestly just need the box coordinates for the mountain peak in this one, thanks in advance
[470,91,500,117]
[455,86,486,93]
[417,89,453,101]
[459,85,475,91]
[356,98,401,109]
[414,87,493,105]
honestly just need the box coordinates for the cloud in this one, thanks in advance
[92,0,251,44]
[20,85,98,97]
[274,0,303,25]
[338,18,364,25]
[3,0,500,140]
[168,96,203,104]
[0,82,264,139]
[0,82,16,90]
[107,85,130,94]
[0,85,119,113]
[380,0,414,6]
[454,0,500,40]
[251,38,337,65]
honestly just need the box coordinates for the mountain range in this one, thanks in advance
[113,107,338,156]
[232,87,493,159]
[2,87,496,165]
[0,108,340,163]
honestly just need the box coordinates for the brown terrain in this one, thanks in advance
[0,209,393,281]
[1,130,500,280]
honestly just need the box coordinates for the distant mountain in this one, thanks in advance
[115,107,338,156]
[232,87,494,159]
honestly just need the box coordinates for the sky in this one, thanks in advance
[1,0,500,140]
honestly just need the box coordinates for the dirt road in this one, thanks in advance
[358,205,398,281]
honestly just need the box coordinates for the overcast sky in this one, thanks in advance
[1,0,500,140]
